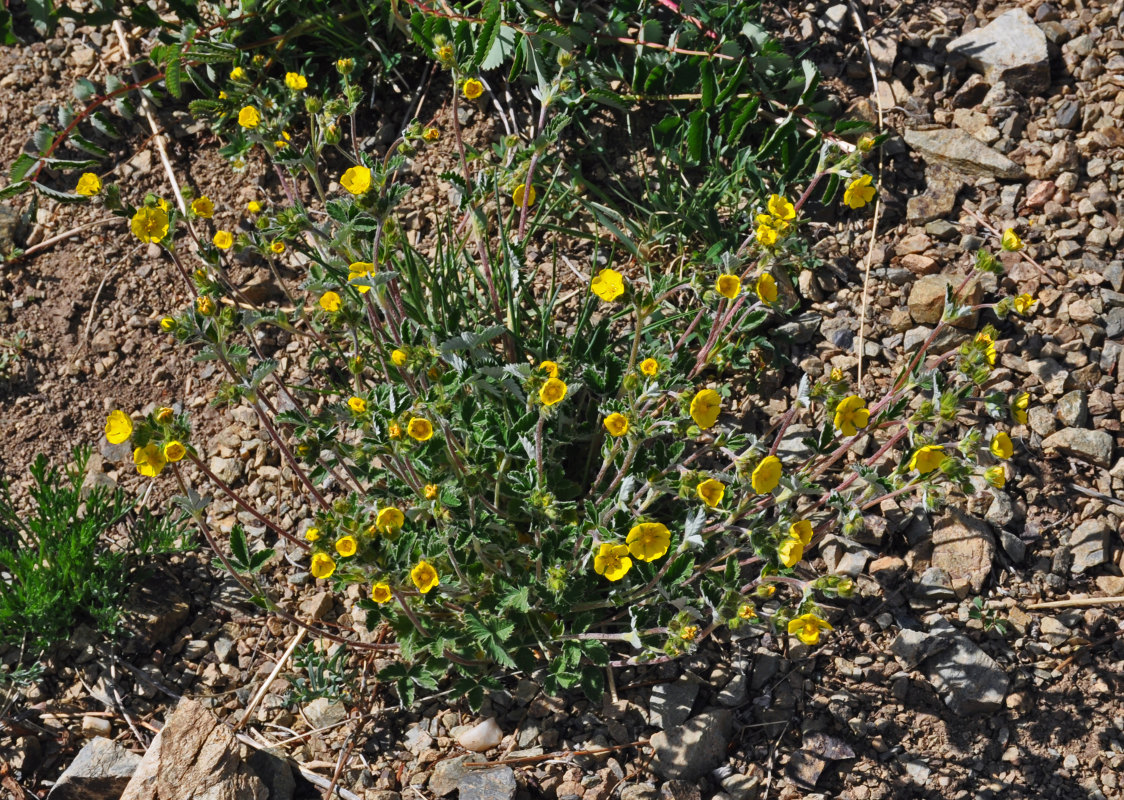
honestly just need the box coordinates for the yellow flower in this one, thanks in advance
[716,274,741,300]
[975,332,996,366]
[751,456,782,494]
[756,583,776,598]
[335,535,358,557]
[593,543,632,581]
[196,296,216,316]
[407,417,434,441]
[310,552,336,580]
[639,358,660,377]
[738,603,757,620]
[755,273,778,304]
[778,536,804,568]
[304,527,320,542]
[767,194,795,221]
[75,172,101,196]
[319,292,342,312]
[411,560,439,593]
[985,465,1006,488]
[833,395,870,437]
[269,240,285,254]
[391,348,408,366]
[376,507,405,533]
[341,165,372,195]
[424,484,439,500]
[590,268,625,302]
[348,396,367,414]
[130,207,169,244]
[681,625,699,642]
[105,410,133,444]
[348,262,374,293]
[422,127,440,142]
[371,582,392,603]
[512,184,536,207]
[1013,293,1037,315]
[237,105,261,128]
[247,200,262,213]
[462,78,484,99]
[191,196,214,218]
[436,44,454,62]
[133,444,167,478]
[696,478,725,508]
[539,360,559,378]
[273,131,291,149]
[230,66,245,80]
[909,445,945,474]
[284,72,308,91]
[603,412,629,438]
[218,91,228,99]
[539,378,567,406]
[788,613,833,646]
[843,174,876,209]
[756,223,778,247]
[160,317,175,332]
[1011,392,1029,425]
[790,520,813,547]
[388,422,403,439]
[155,407,174,424]
[1001,228,1023,251]
[689,389,721,429]
[213,230,233,249]
[163,441,186,462]
[830,367,843,381]
[626,522,671,562]
[990,431,1013,460]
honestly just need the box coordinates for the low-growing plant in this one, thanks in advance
[286,640,357,708]
[0,448,194,647]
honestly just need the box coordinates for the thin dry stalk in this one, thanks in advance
[1024,596,1124,610]
[233,627,307,733]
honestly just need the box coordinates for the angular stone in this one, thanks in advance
[649,710,733,780]
[907,273,983,325]
[303,697,347,729]
[457,766,517,800]
[121,571,190,651]
[429,755,471,796]
[931,510,995,594]
[947,9,1049,93]
[1067,519,1111,574]
[649,677,699,729]
[904,128,1025,179]
[923,634,1009,714]
[907,166,966,224]
[1042,428,1114,468]
[1055,390,1088,428]
[48,737,141,800]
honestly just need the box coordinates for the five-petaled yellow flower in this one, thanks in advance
[105,410,133,444]
[627,522,670,561]
[990,431,1013,460]
[843,174,876,209]
[238,106,261,128]
[348,262,373,293]
[348,396,367,414]
[756,273,778,304]
[247,200,263,213]
[778,537,804,568]
[376,507,405,533]
[230,66,246,80]
[985,465,1006,488]
[304,527,320,542]
[975,332,996,366]
[284,72,308,91]
[371,582,392,603]
[270,240,285,254]
[540,378,567,407]
[422,127,440,142]
[133,444,167,478]
[1011,392,1029,425]
[341,165,372,195]
[391,348,408,366]
[75,172,101,196]
[196,296,216,316]
[639,358,660,377]
[539,360,559,378]
[407,417,435,441]
[411,560,439,593]
[512,184,536,207]
[768,194,796,223]
[909,445,945,474]
[756,223,778,247]
[751,456,782,494]
[191,196,214,218]
[320,292,342,312]
[155,407,174,424]
[335,535,358,557]
[834,395,870,437]
[591,268,625,302]
[788,613,832,646]
[424,484,439,500]
[462,78,484,99]
[689,389,721,429]
[696,478,725,508]
[163,441,186,462]
[310,552,336,579]
[131,207,169,244]
[1001,228,1023,251]
[594,543,632,581]
[603,413,629,438]
[213,230,233,249]
[1013,294,1037,315]
[716,274,741,300]
[790,520,813,547]
[739,604,757,620]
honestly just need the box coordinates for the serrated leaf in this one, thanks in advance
[69,134,108,158]
[686,109,707,163]
[32,182,86,203]
[91,111,121,139]
[700,60,717,109]
[0,181,29,200]
[165,52,184,99]
[74,78,98,102]
[10,153,38,182]
[229,525,250,567]
[471,0,500,70]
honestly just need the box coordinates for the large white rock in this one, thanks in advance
[947,9,1050,93]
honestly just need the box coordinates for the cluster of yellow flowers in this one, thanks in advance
[104,409,187,478]
[755,193,796,247]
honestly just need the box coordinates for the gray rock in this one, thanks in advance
[907,273,983,325]
[660,780,702,800]
[1055,390,1088,428]
[1028,406,1058,437]
[947,9,1049,93]
[246,750,294,800]
[428,755,471,796]
[121,572,190,651]
[209,456,244,485]
[650,677,698,729]
[776,312,821,344]
[913,566,957,604]
[649,710,733,780]
[48,737,142,800]
[775,423,816,462]
[822,3,848,33]
[820,534,874,577]
[890,628,952,669]
[621,785,660,800]
[1027,358,1068,395]
[904,128,1025,179]
[750,649,782,690]
[923,634,1009,714]
[999,530,1026,564]
[716,669,748,708]
[931,509,995,594]
[1042,428,1114,468]
[786,751,827,789]
[1055,99,1081,129]
[457,766,516,800]
[1067,520,1111,574]
[1105,307,1124,339]
[907,166,965,225]
[303,697,347,729]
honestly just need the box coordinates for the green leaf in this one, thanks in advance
[471,0,501,70]
[32,183,85,204]
[69,134,109,158]
[686,110,706,163]
[74,78,98,102]
[10,154,38,182]
[0,181,30,200]
[700,60,717,109]
[229,525,250,568]
[165,53,185,100]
